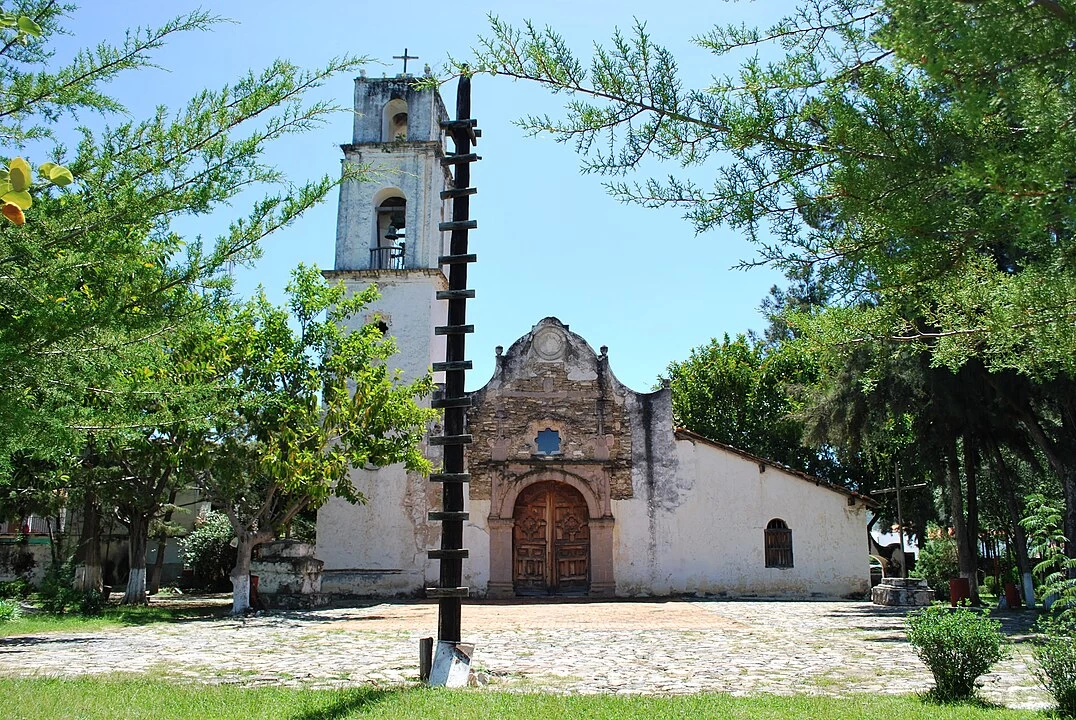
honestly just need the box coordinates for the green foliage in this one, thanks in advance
[667,335,815,470]
[38,562,103,616]
[0,578,30,599]
[1022,493,1076,615]
[906,605,1006,701]
[1034,617,1076,717]
[461,3,1076,376]
[914,528,960,598]
[0,1,367,481]
[195,266,437,611]
[0,598,18,623]
[179,511,235,590]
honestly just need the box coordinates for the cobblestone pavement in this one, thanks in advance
[0,599,1049,708]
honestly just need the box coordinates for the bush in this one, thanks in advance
[914,528,960,598]
[180,511,236,590]
[906,604,1006,701]
[38,562,104,615]
[1036,618,1076,717]
[0,599,20,623]
[0,578,31,600]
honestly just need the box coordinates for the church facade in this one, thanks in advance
[315,75,870,600]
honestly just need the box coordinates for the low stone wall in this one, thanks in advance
[251,540,325,609]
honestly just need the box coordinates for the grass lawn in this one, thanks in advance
[0,601,228,638]
[0,678,1051,720]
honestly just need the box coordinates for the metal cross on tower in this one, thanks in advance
[393,48,418,75]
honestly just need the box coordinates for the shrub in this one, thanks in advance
[1036,617,1076,717]
[0,578,31,599]
[0,599,20,623]
[180,511,236,590]
[906,604,1006,701]
[914,528,959,598]
[38,561,104,615]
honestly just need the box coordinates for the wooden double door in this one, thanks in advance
[513,481,590,596]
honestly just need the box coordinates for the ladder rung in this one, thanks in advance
[439,220,477,231]
[425,587,470,598]
[428,434,473,446]
[428,548,469,560]
[439,254,477,265]
[429,473,470,483]
[434,325,474,335]
[436,289,476,301]
[431,395,472,409]
[440,187,477,199]
[428,511,470,522]
[441,153,480,165]
[432,361,472,371]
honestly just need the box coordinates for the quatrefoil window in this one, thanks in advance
[535,428,561,455]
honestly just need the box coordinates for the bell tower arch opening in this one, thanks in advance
[381,97,409,141]
[371,191,406,270]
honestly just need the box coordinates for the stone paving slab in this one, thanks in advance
[0,600,1050,709]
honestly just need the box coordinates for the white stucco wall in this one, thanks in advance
[318,464,436,596]
[613,437,870,598]
[316,466,491,597]
[463,499,491,593]
[329,273,447,385]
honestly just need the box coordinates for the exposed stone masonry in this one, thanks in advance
[466,333,634,501]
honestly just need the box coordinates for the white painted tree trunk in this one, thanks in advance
[122,515,149,605]
[231,572,250,615]
[230,534,258,615]
[1023,571,1037,608]
[124,568,147,605]
[74,490,102,593]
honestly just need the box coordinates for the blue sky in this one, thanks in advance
[62,1,788,391]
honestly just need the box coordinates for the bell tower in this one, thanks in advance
[328,73,453,381]
[317,71,456,597]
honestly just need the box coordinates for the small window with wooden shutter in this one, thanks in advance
[765,518,793,568]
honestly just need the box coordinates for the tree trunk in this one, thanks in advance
[230,531,272,615]
[947,448,979,601]
[962,439,981,604]
[122,514,149,605]
[73,491,103,594]
[988,442,1036,607]
[148,490,177,595]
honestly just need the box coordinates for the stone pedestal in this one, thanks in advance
[871,577,934,606]
[250,539,324,609]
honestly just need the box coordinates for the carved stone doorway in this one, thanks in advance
[513,481,590,596]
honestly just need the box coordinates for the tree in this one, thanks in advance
[665,334,837,479]
[458,2,1076,375]
[197,266,437,614]
[456,2,1076,566]
[0,2,366,480]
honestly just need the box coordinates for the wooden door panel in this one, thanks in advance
[513,481,590,595]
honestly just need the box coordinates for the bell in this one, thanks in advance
[384,224,403,242]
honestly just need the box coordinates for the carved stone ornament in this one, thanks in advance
[532,326,567,362]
